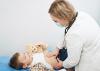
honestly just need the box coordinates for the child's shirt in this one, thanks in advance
[31,53,52,69]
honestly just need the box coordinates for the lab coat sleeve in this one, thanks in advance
[63,33,83,68]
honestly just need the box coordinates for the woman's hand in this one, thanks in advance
[53,58,63,69]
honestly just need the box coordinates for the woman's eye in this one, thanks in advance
[53,20,57,23]
[54,21,57,23]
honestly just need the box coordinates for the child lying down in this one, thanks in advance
[9,42,73,71]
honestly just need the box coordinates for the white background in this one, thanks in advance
[0,0,100,56]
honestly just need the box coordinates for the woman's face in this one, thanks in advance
[50,14,69,27]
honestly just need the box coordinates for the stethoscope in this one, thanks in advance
[63,12,78,47]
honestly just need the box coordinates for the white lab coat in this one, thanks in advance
[57,11,100,71]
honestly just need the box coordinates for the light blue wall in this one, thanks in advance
[0,0,100,56]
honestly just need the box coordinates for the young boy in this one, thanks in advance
[9,41,73,71]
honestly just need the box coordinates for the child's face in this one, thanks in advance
[18,52,33,67]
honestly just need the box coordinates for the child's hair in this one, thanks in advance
[48,0,76,21]
[9,52,23,70]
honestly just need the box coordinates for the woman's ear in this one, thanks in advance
[22,63,27,68]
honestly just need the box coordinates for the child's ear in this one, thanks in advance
[22,63,27,68]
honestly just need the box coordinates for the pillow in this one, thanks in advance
[0,56,30,71]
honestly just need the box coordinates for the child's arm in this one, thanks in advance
[46,47,59,57]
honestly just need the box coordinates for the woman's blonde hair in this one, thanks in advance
[48,0,76,21]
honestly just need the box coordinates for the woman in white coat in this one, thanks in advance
[47,0,100,71]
